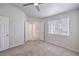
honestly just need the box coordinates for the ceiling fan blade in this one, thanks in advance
[22,3,42,11]
[22,3,34,6]
[35,6,40,11]
[39,3,43,4]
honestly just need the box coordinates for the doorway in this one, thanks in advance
[27,21,44,41]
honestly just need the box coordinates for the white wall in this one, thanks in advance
[43,9,79,52]
[0,4,27,48]
[25,21,29,42]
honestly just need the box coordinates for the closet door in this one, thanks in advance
[0,16,9,51]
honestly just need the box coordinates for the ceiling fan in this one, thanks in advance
[22,3,42,11]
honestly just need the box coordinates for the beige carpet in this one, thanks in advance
[0,40,79,56]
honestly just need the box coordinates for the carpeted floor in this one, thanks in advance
[0,40,79,56]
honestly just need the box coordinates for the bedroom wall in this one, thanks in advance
[43,9,79,52]
[0,4,27,48]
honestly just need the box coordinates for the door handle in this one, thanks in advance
[6,34,9,36]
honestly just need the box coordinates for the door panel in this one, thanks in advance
[0,16,9,51]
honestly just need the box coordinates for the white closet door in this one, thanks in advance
[0,16,9,51]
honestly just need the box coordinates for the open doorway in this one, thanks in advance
[25,21,44,41]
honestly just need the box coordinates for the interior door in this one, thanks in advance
[0,16,9,51]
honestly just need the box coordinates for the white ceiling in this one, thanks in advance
[11,3,79,18]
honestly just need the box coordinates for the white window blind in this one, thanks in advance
[48,17,69,36]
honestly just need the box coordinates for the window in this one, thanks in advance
[48,17,69,36]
